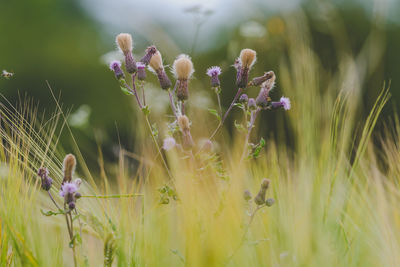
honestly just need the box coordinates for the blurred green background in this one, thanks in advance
[1,0,399,166]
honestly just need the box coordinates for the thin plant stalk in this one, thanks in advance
[241,108,260,162]
[209,87,243,140]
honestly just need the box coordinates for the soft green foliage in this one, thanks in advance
[1,12,400,267]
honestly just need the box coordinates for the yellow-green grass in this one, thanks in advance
[1,11,399,267]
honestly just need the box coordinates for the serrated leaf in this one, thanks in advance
[40,209,65,216]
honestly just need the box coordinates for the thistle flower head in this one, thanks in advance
[116,33,133,54]
[38,167,52,191]
[62,154,76,183]
[254,178,271,205]
[148,51,164,72]
[280,97,291,110]
[140,45,157,65]
[260,178,270,190]
[250,71,274,87]
[239,94,249,103]
[206,66,221,77]
[266,198,275,207]
[239,48,257,69]
[109,60,121,71]
[162,137,176,151]
[248,98,257,110]
[178,115,190,131]
[261,71,276,91]
[136,62,145,69]
[59,182,78,197]
[243,190,252,201]
[172,54,194,80]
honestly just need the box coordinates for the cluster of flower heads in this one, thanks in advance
[37,153,82,210]
[244,178,275,207]
[109,33,291,153]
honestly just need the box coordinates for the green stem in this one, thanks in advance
[80,194,144,199]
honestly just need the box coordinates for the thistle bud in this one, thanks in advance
[266,198,275,207]
[236,49,256,88]
[249,71,274,87]
[239,94,249,104]
[140,45,157,66]
[109,61,124,80]
[206,66,222,88]
[178,115,194,149]
[68,201,76,210]
[75,192,82,199]
[243,190,252,201]
[62,154,76,184]
[137,62,146,81]
[149,51,172,90]
[254,178,270,206]
[255,88,270,109]
[125,53,137,74]
[248,98,257,111]
[173,54,194,101]
[37,167,53,191]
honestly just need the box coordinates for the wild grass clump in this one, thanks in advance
[1,11,400,267]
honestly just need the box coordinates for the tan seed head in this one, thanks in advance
[116,33,133,54]
[63,154,76,183]
[172,54,194,80]
[149,51,163,72]
[239,48,257,69]
[178,115,190,132]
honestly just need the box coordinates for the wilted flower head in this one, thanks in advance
[206,66,221,87]
[116,33,133,55]
[109,60,124,80]
[178,115,194,149]
[172,54,194,80]
[38,167,53,191]
[254,178,271,205]
[249,71,274,87]
[261,71,276,91]
[140,45,157,65]
[62,154,76,184]
[59,182,78,197]
[163,136,176,151]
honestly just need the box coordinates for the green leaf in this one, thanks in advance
[120,86,133,95]
[234,120,246,132]
[234,103,245,110]
[208,108,221,121]
[142,105,150,115]
[40,209,65,216]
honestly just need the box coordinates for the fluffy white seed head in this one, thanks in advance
[149,51,163,72]
[239,48,257,69]
[116,33,133,54]
[172,54,194,80]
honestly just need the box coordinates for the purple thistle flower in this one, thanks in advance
[206,66,222,87]
[137,62,146,81]
[140,45,157,66]
[248,98,257,110]
[60,182,78,197]
[109,60,124,80]
[162,137,176,151]
[206,66,221,77]
[239,94,248,103]
[37,167,53,191]
[280,97,291,110]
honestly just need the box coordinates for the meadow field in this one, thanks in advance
[1,7,400,267]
